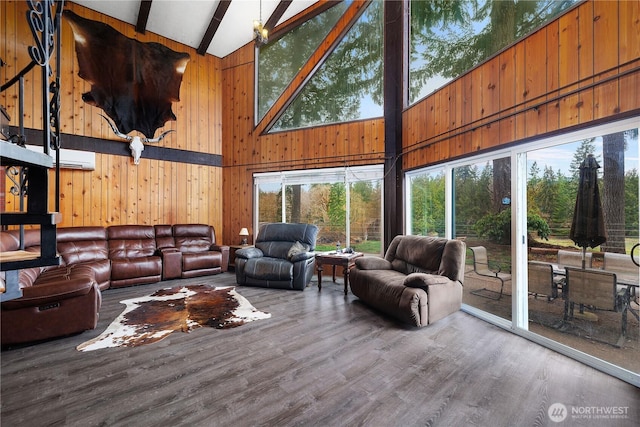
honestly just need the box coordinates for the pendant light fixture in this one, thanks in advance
[253,0,268,46]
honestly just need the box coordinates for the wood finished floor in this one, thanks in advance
[1,273,639,427]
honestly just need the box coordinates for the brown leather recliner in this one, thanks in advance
[56,226,111,290]
[172,224,229,278]
[1,230,102,346]
[107,225,162,288]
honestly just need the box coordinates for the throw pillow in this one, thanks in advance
[288,241,309,260]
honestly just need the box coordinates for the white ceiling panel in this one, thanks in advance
[146,1,218,49]
[71,0,320,58]
[73,0,141,27]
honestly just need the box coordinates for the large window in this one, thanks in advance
[260,1,577,127]
[407,168,446,237]
[257,2,347,122]
[255,165,384,254]
[409,0,578,104]
[406,118,640,384]
[270,0,383,131]
[523,122,639,375]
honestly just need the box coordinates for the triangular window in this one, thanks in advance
[271,0,383,132]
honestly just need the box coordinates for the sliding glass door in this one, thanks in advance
[524,123,639,373]
[405,117,639,383]
[453,156,513,321]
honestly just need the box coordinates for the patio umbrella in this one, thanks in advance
[569,154,607,268]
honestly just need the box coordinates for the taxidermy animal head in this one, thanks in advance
[100,115,174,165]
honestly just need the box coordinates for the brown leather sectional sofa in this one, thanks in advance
[0,224,229,346]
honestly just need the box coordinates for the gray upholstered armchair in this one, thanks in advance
[235,223,319,290]
[350,235,466,327]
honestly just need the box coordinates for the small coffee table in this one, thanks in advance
[315,251,363,295]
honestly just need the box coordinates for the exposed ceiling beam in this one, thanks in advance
[197,0,232,56]
[258,1,370,134]
[383,0,405,246]
[135,0,152,34]
[264,0,292,31]
[269,0,339,44]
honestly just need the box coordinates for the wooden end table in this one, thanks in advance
[315,251,363,295]
[228,244,254,270]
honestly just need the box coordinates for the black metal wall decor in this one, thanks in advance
[0,0,65,301]
[2,0,64,211]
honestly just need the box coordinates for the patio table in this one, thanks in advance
[548,263,639,288]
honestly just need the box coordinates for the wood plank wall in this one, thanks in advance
[221,0,639,246]
[402,0,640,169]
[220,42,386,246]
[4,1,637,247]
[1,2,223,235]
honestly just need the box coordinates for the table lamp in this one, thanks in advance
[239,228,249,245]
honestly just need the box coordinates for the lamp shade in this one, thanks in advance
[239,228,249,236]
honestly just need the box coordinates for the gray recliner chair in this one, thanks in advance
[235,223,319,290]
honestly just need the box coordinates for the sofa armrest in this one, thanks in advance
[211,244,230,272]
[403,273,463,324]
[157,247,182,280]
[236,247,264,259]
[355,257,392,270]
[211,244,229,253]
[403,273,452,290]
[290,251,315,263]
[2,279,94,310]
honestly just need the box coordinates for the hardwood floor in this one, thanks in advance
[2,273,639,426]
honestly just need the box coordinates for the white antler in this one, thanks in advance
[99,114,174,165]
[99,114,132,141]
[143,129,175,143]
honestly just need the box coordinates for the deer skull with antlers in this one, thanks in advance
[100,114,174,164]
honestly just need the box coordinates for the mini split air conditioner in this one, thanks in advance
[26,145,96,170]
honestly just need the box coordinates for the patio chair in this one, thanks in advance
[527,261,557,301]
[603,252,639,287]
[469,246,511,300]
[602,252,640,318]
[554,250,594,292]
[557,249,592,269]
[563,267,630,347]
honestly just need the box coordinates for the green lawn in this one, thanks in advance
[316,237,637,264]
[316,240,381,254]
[542,236,638,253]
[464,236,639,273]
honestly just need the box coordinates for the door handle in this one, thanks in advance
[632,243,639,267]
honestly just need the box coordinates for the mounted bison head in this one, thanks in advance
[63,10,190,139]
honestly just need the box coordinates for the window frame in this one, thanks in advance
[404,116,640,386]
[253,164,385,254]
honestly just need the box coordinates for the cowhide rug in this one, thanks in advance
[77,285,270,351]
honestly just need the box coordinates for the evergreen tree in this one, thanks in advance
[569,138,597,179]
[529,161,540,183]
[624,168,639,235]
[602,131,627,253]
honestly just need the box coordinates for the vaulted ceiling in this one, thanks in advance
[73,0,321,58]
